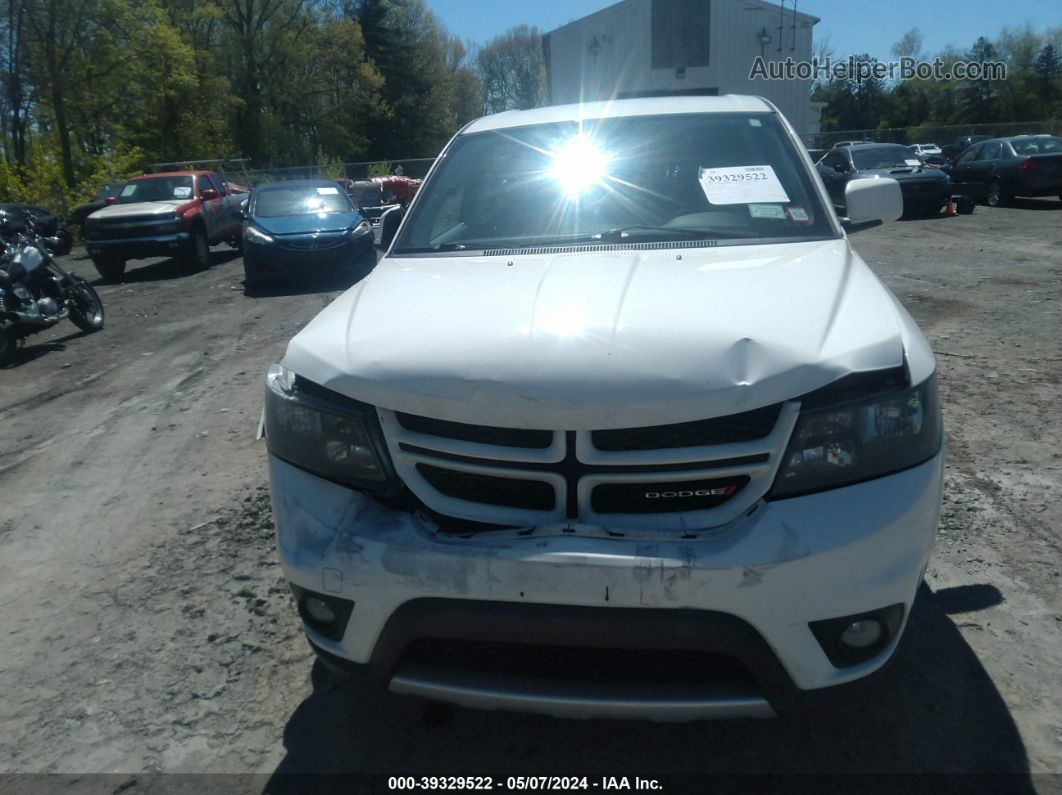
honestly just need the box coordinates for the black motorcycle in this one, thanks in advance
[0,208,104,365]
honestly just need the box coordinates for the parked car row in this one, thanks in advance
[810,134,1062,216]
[75,171,415,284]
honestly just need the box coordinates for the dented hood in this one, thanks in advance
[282,239,915,429]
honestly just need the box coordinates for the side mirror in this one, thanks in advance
[834,162,850,173]
[238,198,249,219]
[104,196,117,206]
[379,206,404,249]
[200,188,219,201]
[842,177,903,228]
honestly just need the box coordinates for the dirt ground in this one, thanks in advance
[0,200,1060,790]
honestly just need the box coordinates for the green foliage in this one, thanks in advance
[815,25,1062,133]
[0,0,545,210]
[366,160,391,177]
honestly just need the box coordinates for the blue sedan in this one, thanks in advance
[242,180,375,290]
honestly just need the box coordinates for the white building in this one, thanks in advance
[544,0,822,135]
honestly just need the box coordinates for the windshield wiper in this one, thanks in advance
[394,241,483,253]
[590,226,757,241]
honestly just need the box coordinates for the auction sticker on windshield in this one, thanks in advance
[698,165,789,205]
[749,203,787,219]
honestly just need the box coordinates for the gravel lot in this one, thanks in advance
[1,200,1060,789]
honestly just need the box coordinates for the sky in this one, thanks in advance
[428,0,1061,62]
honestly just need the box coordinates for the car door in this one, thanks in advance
[816,150,851,209]
[209,173,240,237]
[197,174,226,242]
[969,142,1004,196]
[993,142,1024,189]
[948,144,984,193]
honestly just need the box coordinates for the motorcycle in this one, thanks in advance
[0,208,104,365]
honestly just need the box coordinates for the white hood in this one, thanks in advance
[88,200,185,220]
[283,239,928,429]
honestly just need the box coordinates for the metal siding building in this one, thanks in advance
[544,0,821,135]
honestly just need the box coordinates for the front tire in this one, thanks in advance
[67,274,105,332]
[92,256,126,282]
[184,225,211,270]
[243,260,266,294]
[985,179,1008,207]
[0,325,15,366]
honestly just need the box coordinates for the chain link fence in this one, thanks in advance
[237,157,436,187]
[801,120,1061,150]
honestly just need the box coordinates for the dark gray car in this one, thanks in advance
[817,144,951,217]
[941,136,1062,207]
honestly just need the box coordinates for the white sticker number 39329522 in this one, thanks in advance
[698,165,790,205]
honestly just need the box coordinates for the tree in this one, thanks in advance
[20,0,133,187]
[476,24,545,114]
[885,28,929,129]
[218,0,310,163]
[1035,43,1060,111]
[1,0,30,163]
[266,12,385,163]
[354,0,457,159]
[445,35,482,127]
[957,37,1002,122]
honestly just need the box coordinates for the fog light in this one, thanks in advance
[840,619,883,649]
[289,583,355,641]
[809,603,904,667]
[304,596,336,626]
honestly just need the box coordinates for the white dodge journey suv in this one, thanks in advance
[264,96,943,719]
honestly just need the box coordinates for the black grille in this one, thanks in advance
[398,412,553,449]
[402,638,752,686]
[278,234,346,251]
[591,405,782,451]
[591,475,750,514]
[416,464,554,511]
[87,219,175,240]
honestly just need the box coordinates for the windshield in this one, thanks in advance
[1011,137,1062,156]
[252,184,355,218]
[393,112,834,253]
[351,184,385,206]
[852,146,921,170]
[117,176,194,203]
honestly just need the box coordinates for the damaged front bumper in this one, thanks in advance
[269,452,943,719]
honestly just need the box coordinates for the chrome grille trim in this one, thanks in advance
[378,403,799,532]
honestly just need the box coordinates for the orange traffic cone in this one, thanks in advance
[945,196,958,217]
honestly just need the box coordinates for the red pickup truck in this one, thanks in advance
[83,171,246,281]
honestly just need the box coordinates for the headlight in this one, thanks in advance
[157,215,181,233]
[244,225,274,244]
[349,220,371,236]
[768,373,941,499]
[264,364,394,489]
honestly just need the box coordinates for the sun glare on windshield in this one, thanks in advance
[547,134,611,197]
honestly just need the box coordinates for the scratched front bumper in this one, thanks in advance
[269,452,942,696]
